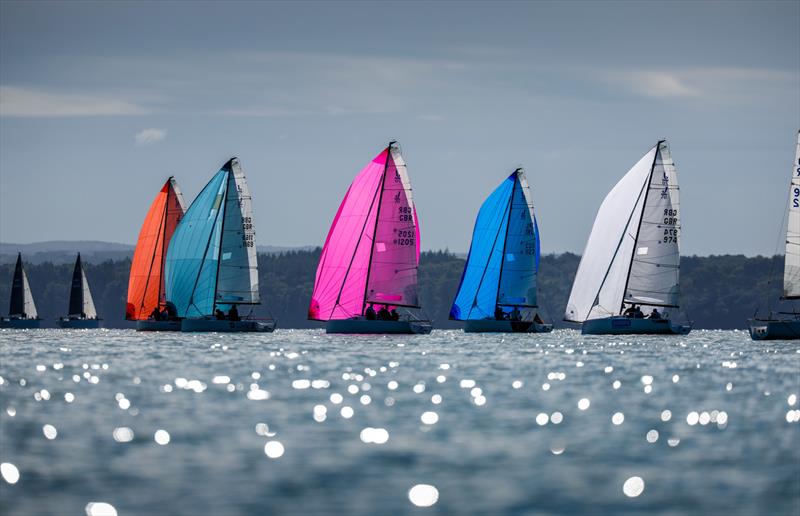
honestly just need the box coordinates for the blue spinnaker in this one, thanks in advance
[450,170,539,320]
[165,168,229,318]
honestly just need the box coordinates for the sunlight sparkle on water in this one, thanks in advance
[330,393,343,404]
[578,398,590,410]
[550,412,563,424]
[85,502,118,516]
[264,440,284,458]
[1,463,19,484]
[661,410,672,422]
[623,476,645,497]
[408,484,439,507]
[154,430,170,445]
[536,413,549,426]
[360,427,389,444]
[341,406,354,419]
[612,412,624,425]
[421,411,439,425]
[113,427,134,443]
[646,430,659,443]
[43,424,57,440]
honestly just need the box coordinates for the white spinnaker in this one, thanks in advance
[625,142,680,308]
[80,265,97,318]
[564,145,657,322]
[216,159,260,305]
[21,267,37,319]
[784,131,800,298]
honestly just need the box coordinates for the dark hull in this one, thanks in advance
[181,319,276,333]
[0,318,40,329]
[582,317,692,335]
[326,319,432,334]
[749,319,800,340]
[136,320,183,332]
[463,320,553,333]
[57,318,101,329]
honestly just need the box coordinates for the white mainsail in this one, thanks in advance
[216,158,260,305]
[783,131,800,299]
[565,141,681,322]
[80,265,97,318]
[21,266,38,319]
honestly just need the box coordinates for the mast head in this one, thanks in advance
[222,157,238,171]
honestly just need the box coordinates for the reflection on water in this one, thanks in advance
[0,329,799,515]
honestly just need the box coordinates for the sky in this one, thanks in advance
[0,1,798,256]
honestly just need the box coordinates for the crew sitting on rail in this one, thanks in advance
[365,304,377,320]
[215,309,226,320]
[648,308,662,320]
[494,306,506,321]
[377,305,391,320]
[228,305,240,321]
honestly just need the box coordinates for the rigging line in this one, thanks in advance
[764,165,794,314]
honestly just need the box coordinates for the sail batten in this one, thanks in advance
[309,143,421,321]
[783,131,800,298]
[450,169,540,320]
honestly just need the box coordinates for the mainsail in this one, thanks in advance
[126,177,186,320]
[308,142,421,321]
[8,253,37,319]
[165,158,260,318]
[565,140,681,322]
[783,130,800,299]
[68,253,97,318]
[450,169,540,320]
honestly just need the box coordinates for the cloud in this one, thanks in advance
[134,128,166,145]
[0,86,148,117]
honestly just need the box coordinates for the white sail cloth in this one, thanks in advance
[784,131,800,299]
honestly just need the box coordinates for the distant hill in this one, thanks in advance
[0,241,315,264]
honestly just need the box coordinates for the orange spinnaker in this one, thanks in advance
[126,178,185,320]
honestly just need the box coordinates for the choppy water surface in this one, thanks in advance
[0,329,798,515]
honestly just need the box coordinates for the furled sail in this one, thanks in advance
[308,142,421,321]
[165,158,260,318]
[8,253,37,319]
[450,169,540,320]
[565,141,681,322]
[67,254,97,318]
[784,130,800,299]
[126,177,186,320]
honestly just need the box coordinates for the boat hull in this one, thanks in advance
[136,320,183,332]
[57,318,100,329]
[463,320,553,333]
[326,319,433,334]
[0,318,41,329]
[749,319,800,340]
[581,317,692,335]
[180,319,276,333]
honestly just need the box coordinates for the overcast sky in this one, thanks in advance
[1,1,798,256]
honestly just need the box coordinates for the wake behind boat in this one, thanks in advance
[308,142,431,334]
[127,177,186,331]
[450,167,552,333]
[57,253,101,329]
[564,140,692,335]
[750,130,800,340]
[165,158,274,333]
[0,253,41,329]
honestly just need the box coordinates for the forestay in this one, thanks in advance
[450,169,539,320]
[565,142,682,322]
[784,131,800,299]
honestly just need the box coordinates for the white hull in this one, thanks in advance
[0,318,41,329]
[136,320,182,332]
[326,319,432,334]
[749,319,800,340]
[582,316,691,335]
[181,318,276,333]
[57,318,101,329]
[463,319,553,333]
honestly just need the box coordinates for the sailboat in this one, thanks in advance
[165,158,274,332]
[0,253,41,329]
[450,168,553,333]
[750,130,800,340]
[126,177,186,331]
[308,141,432,334]
[58,253,100,328]
[564,140,692,335]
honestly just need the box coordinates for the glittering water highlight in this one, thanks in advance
[0,329,798,515]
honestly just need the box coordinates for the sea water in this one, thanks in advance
[0,329,798,515]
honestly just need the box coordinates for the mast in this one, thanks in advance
[494,171,519,310]
[212,168,231,312]
[619,141,662,314]
[361,141,393,314]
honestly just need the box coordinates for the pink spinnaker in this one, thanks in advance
[308,144,421,321]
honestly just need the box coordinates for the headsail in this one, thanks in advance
[165,158,260,318]
[565,141,681,322]
[68,254,97,318]
[126,177,186,320]
[8,253,37,319]
[784,130,800,299]
[308,142,421,321]
[450,169,540,320]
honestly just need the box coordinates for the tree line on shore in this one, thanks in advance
[0,249,784,329]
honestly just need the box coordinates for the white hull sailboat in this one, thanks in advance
[0,253,41,329]
[308,142,432,334]
[565,140,692,335]
[450,167,552,333]
[165,158,275,333]
[750,130,800,340]
[58,254,101,329]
